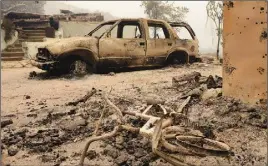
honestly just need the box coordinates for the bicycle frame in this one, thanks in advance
[79,96,233,166]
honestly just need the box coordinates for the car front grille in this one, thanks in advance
[36,48,52,62]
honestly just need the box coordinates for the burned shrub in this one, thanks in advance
[1,18,15,42]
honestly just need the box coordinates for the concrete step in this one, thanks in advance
[1,57,24,61]
[1,52,25,58]
[23,27,47,30]
[25,36,45,39]
[21,26,48,29]
[5,47,23,52]
[22,29,46,33]
[14,43,22,47]
[23,32,46,37]
[19,39,44,42]
[20,36,45,40]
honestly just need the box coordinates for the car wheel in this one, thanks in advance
[69,60,92,76]
[170,57,180,64]
[170,56,186,65]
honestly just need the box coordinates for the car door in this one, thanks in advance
[98,20,146,68]
[145,21,174,66]
[169,22,199,57]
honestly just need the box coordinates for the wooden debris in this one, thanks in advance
[206,75,217,89]
[199,76,208,84]
[146,98,165,105]
[215,75,223,88]
[66,88,97,106]
[177,96,191,113]
[180,86,206,99]
[197,75,222,88]
[1,119,13,128]
[172,72,201,87]
[173,72,201,82]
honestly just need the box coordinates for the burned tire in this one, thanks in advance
[69,60,93,77]
[167,52,188,65]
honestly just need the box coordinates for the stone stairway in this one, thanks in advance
[2,28,46,61]
[1,41,24,61]
[20,29,46,42]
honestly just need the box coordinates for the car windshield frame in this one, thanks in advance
[87,21,117,38]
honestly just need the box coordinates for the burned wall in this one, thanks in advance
[223,1,267,105]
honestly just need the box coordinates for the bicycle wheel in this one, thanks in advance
[161,126,233,157]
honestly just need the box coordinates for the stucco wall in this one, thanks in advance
[223,1,267,105]
[1,29,18,51]
[59,21,100,38]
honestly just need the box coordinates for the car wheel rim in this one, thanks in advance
[70,60,88,75]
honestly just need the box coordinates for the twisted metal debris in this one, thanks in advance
[79,93,234,166]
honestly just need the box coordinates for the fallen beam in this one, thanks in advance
[66,88,97,106]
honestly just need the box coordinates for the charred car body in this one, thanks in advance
[33,18,201,74]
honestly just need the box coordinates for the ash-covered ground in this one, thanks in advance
[1,61,266,166]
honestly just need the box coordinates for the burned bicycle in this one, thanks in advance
[79,94,234,166]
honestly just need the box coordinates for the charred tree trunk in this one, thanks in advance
[216,18,221,60]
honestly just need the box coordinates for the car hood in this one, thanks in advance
[42,36,98,55]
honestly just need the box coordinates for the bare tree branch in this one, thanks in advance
[141,1,189,22]
[206,1,223,60]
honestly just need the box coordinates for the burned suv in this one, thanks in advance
[33,18,201,75]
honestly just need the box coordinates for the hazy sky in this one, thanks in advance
[64,1,221,54]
